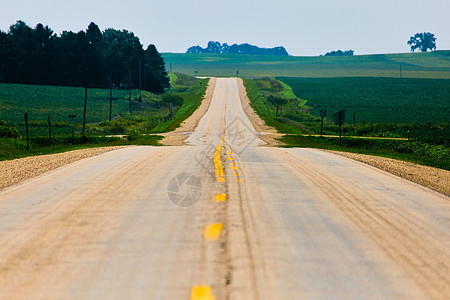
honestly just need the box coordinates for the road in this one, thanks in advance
[0,78,449,299]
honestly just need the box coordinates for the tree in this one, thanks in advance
[186,41,289,56]
[143,44,170,93]
[86,22,102,44]
[0,21,171,92]
[407,32,436,52]
[324,49,354,56]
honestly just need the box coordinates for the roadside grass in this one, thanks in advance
[243,77,449,171]
[163,51,450,79]
[242,78,307,134]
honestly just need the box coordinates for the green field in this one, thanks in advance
[0,83,136,130]
[163,51,450,79]
[278,77,450,124]
[0,75,208,160]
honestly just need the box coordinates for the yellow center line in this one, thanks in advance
[212,81,228,183]
[231,166,238,170]
[204,223,223,240]
[215,193,227,202]
[213,145,225,182]
[190,286,216,300]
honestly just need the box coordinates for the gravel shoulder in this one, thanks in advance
[0,146,129,191]
[328,150,450,196]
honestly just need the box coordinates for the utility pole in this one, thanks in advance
[109,72,112,122]
[339,110,343,145]
[128,69,132,114]
[139,59,142,102]
[320,110,327,135]
[353,113,356,136]
[82,68,88,135]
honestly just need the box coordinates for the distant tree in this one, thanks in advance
[186,45,203,53]
[206,41,222,53]
[324,50,354,56]
[186,41,289,56]
[86,22,102,44]
[407,32,436,52]
[221,43,230,54]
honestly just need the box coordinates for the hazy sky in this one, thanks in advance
[1,0,449,56]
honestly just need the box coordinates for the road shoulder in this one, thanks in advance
[327,150,450,196]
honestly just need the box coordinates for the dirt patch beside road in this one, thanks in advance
[0,146,129,191]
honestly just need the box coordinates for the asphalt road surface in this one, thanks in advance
[0,78,448,299]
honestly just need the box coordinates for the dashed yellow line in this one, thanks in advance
[213,145,225,182]
[204,223,223,240]
[190,286,216,300]
[215,193,227,202]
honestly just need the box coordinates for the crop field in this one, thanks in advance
[0,76,208,160]
[0,83,138,134]
[278,77,450,124]
[163,51,450,79]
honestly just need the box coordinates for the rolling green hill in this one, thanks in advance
[162,51,450,79]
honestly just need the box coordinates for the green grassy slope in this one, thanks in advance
[162,51,450,79]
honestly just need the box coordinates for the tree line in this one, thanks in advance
[323,50,354,57]
[187,41,289,56]
[0,21,169,93]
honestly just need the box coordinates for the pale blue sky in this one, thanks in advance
[2,0,449,56]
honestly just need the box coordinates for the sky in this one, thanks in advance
[1,0,449,56]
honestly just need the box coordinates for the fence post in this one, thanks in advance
[48,116,52,142]
[24,113,29,150]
